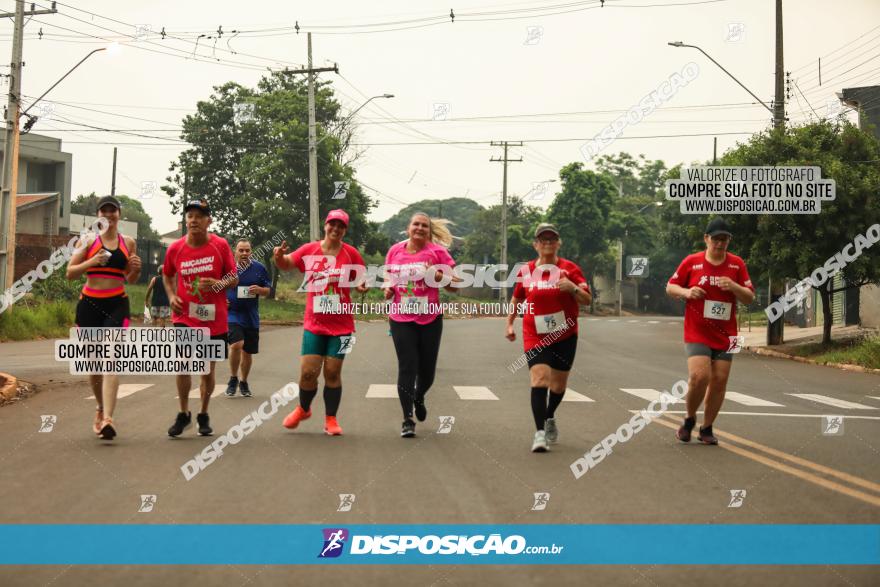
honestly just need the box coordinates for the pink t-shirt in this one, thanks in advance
[385,240,456,325]
[289,241,365,336]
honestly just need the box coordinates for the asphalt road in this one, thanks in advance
[0,316,878,585]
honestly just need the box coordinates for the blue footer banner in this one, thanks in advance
[0,525,877,565]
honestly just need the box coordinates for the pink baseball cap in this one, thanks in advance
[325,209,349,227]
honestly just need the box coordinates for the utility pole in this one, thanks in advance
[0,1,57,290]
[490,141,522,302]
[773,0,785,130]
[768,0,786,345]
[283,33,338,242]
[111,147,117,196]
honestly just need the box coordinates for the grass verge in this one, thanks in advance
[785,336,880,369]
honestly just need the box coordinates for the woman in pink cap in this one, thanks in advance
[274,209,367,436]
[384,212,459,438]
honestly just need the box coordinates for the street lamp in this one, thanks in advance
[667,41,775,119]
[22,45,116,131]
[309,93,393,239]
[0,42,114,291]
[316,93,394,147]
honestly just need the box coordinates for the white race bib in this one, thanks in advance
[535,311,567,334]
[313,294,341,314]
[401,295,429,315]
[237,286,256,299]
[703,300,732,321]
[188,302,216,322]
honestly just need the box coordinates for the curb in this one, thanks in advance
[0,371,18,400]
[745,346,880,375]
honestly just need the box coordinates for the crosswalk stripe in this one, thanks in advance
[366,384,399,398]
[868,396,880,402]
[627,319,639,323]
[83,383,154,400]
[647,320,660,324]
[608,319,619,322]
[562,388,594,402]
[619,388,684,404]
[725,391,784,407]
[453,386,499,400]
[787,394,878,410]
[179,385,224,399]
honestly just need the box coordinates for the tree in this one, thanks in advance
[380,197,483,243]
[70,192,160,239]
[460,197,542,264]
[595,152,668,199]
[162,72,384,294]
[718,120,880,344]
[545,163,616,274]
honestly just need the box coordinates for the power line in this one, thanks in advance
[789,23,880,74]
[48,0,306,68]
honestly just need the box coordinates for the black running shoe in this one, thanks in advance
[168,411,192,437]
[414,399,427,422]
[699,425,718,445]
[676,416,696,443]
[197,412,213,436]
[401,419,416,438]
[239,381,252,398]
[225,376,238,397]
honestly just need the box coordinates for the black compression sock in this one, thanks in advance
[547,389,566,418]
[323,386,341,417]
[300,388,317,411]
[531,387,548,430]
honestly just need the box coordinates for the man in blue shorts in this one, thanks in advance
[226,239,271,397]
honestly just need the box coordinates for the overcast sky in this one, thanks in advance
[3,0,878,235]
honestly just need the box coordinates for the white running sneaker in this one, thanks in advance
[531,430,549,453]
[545,418,558,444]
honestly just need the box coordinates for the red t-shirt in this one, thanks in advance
[512,258,589,352]
[163,233,236,335]
[289,241,365,336]
[667,251,754,350]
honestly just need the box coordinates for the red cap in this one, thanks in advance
[325,209,349,227]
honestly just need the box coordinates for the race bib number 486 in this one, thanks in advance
[188,302,216,322]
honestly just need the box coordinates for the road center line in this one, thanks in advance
[653,416,880,507]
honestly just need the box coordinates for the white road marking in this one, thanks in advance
[453,386,499,400]
[366,384,399,398]
[787,394,878,410]
[562,388,594,402]
[655,410,880,421]
[620,388,684,404]
[724,391,785,407]
[83,383,154,400]
[178,384,224,399]
[647,320,660,324]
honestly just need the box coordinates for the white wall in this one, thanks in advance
[69,213,138,239]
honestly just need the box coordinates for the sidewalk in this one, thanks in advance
[740,324,865,349]
[740,323,879,374]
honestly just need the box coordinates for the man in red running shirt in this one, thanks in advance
[666,218,755,445]
[162,199,238,437]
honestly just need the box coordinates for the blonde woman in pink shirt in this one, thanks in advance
[384,212,459,438]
